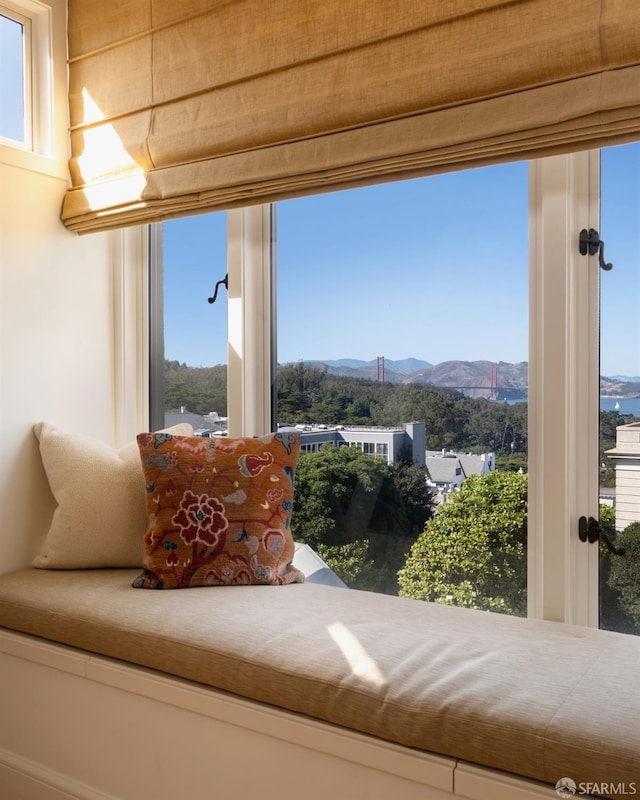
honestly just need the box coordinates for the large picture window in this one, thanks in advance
[149,148,640,634]
[276,163,529,606]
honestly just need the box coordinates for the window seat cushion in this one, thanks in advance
[0,567,638,796]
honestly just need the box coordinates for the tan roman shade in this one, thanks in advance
[62,0,640,232]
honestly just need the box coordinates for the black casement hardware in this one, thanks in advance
[578,515,625,556]
[579,228,613,271]
[208,273,228,304]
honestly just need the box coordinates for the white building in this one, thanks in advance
[425,454,465,503]
[606,421,640,531]
[425,450,496,504]
[164,409,228,437]
[287,421,427,468]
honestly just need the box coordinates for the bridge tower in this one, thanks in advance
[490,361,498,400]
[377,356,385,383]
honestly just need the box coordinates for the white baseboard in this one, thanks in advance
[0,748,120,800]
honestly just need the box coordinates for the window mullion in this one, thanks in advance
[112,224,151,444]
[227,205,275,438]
[528,152,600,626]
[567,151,601,628]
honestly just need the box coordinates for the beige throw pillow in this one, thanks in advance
[33,422,194,569]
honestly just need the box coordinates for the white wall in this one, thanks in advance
[0,0,125,573]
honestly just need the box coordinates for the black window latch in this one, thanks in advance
[579,228,613,271]
[578,515,625,556]
[208,274,228,304]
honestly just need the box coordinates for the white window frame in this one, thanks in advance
[112,225,152,446]
[145,152,604,628]
[226,205,277,438]
[0,0,64,177]
[528,151,601,628]
[375,442,389,461]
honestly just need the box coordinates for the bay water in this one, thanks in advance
[600,397,640,417]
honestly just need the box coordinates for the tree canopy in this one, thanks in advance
[164,361,227,416]
[165,360,534,455]
[291,445,434,593]
[605,521,640,634]
[278,364,531,455]
[163,361,636,466]
[398,471,528,615]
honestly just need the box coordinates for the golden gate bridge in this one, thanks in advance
[376,357,499,400]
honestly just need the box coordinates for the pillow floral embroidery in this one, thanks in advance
[133,431,303,589]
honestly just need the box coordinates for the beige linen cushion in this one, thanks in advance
[33,422,194,568]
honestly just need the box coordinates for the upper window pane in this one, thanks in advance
[0,10,27,144]
[598,141,640,636]
[154,212,228,434]
[276,165,529,612]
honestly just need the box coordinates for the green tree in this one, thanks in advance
[597,503,635,633]
[398,471,528,615]
[316,541,387,590]
[277,362,329,420]
[463,398,528,456]
[391,457,435,534]
[607,521,640,633]
[291,445,433,593]
[598,503,617,539]
[163,361,227,415]
[292,445,408,546]
[495,453,527,473]
[277,362,313,419]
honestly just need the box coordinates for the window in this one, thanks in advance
[0,8,29,145]
[149,150,639,632]
[149,212,228,433]
[598,142,640,635]
[375,443,389,460]
[0,0,52,159]
[276,164,528,605]
[526,148,639,634]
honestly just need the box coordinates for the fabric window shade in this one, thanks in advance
[62,0,640,232]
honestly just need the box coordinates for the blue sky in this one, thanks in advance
[276,163,528,366]
[0,12,25,140]
[164,143,639,378]
[600,144,640,377]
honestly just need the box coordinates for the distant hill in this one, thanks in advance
[300,358,527,399]
[600,375,640,397]
[295,358,640,400]
[306,357,432,384]
[608,375,640,383]
[408,360,528,400]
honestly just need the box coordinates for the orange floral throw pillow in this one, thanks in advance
[133,431,304,589]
